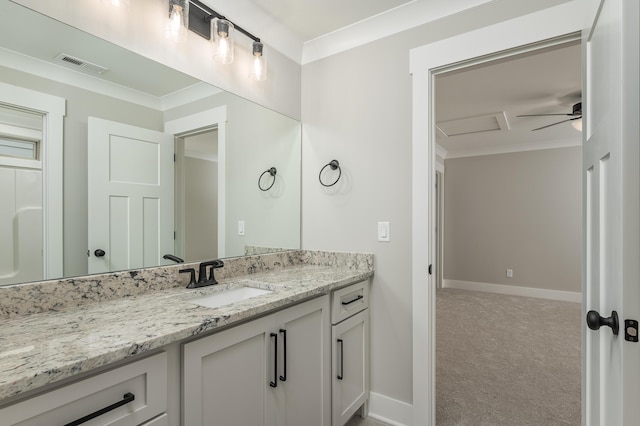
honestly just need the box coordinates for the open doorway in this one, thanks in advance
[176,128,219,262]
[433,39,582,425]
[409,4,585,423]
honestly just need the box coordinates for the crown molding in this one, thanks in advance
[302,0,492,64]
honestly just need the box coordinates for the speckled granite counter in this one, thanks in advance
[0,250,373,402]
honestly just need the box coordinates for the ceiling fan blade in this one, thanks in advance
[532,117,580,131]
[517,113,576,117]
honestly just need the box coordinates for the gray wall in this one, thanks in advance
[444,147,582,292]
[301,0,573,405]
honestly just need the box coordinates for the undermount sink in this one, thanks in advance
[186,284,273,309]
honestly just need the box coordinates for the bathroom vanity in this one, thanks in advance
[0,250,372,426]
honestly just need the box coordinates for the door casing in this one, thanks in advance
[410,3,584,424]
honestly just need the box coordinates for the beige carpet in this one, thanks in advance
[436,288,582,426]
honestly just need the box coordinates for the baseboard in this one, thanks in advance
[367,392,412,426]
[442,279,581,303]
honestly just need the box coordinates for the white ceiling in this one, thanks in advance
[249,0,414,41]
[435,41,582,158]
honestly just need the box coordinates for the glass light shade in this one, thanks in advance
[572,118,583,132]
[164,0,188,43]
[101,0,130,7]
[249,41,267,81]
[212,19,235,64]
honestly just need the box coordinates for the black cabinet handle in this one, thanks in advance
[64,392,135,426]
[341,294,363,306]
[337,339,344,380]
[94,249,106,257]
[270,333,278,388]
[279,329,287,382]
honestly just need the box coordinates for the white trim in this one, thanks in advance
[410,2,584,424]
[160,82,223,111]
[442,279,582,303]
[367,392,412,426]
[164,106,227,258]
[444,138,581,159]
[0,81,65,281]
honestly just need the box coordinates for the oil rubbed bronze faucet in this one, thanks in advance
[180,259,225,289]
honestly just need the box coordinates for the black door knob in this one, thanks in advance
[586,310,619,335]
[94,249,106,257]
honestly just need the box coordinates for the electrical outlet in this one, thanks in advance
[506,268,513,278]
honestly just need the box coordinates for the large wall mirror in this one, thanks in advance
[0,0,301,286]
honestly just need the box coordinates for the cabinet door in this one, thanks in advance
[332,309,369,426]
[274,296,331,426]
[182,317,276,426]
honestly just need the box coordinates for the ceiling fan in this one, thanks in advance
[517,102,582,131]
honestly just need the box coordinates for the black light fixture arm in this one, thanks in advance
[190,0,260,42]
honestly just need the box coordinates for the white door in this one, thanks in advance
[583,0,640,424]
[88,117,174,274]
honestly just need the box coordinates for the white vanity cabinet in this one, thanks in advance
[0,352,168,426]
[331,281,370,426]
[182,295,331,426]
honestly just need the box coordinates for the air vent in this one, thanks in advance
[437,112,510,137]
[54,53,108,75]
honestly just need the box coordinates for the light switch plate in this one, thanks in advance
[238,220,245,236]
[378,222,390,242]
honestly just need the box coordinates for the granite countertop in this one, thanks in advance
[0,252,373,403]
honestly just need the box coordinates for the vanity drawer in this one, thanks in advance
[0,352,167,426]
[331,280,369,324]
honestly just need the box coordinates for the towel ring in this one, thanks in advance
[258,167,277,191]
[319,160,341,187]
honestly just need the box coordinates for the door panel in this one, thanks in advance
[583,0,640,424]
[88,117,174,274]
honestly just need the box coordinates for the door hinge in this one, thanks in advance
[625,319,638,342]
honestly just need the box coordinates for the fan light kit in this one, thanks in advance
[517,102,582,132]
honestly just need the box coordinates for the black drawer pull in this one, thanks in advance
[342,294,364,306]
[270,332,278,388]
[279,329,287,382]
[337,339,344,380]
[64,392,135,426]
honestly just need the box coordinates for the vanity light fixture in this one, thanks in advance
[164,0,189,43]
[188,0,268,80]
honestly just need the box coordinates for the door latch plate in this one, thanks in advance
[624,319,638,342]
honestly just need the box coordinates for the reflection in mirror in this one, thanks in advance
[0,0,301,286]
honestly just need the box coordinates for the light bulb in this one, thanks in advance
[249,41,267,81]
[571,118,582,132]
[213,19,235,64]
[164,2,188,43]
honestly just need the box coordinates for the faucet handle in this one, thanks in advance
[179,268,197,288]
[208,260,224,283]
